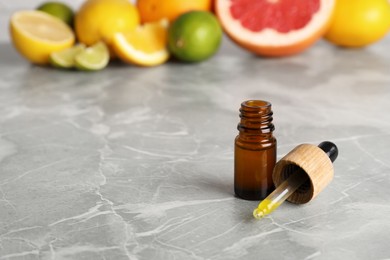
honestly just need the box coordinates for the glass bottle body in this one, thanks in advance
[234,100,276,200]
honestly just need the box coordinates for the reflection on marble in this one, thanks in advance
[1,35,390,260]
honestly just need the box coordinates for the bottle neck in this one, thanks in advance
[237,100,275,135]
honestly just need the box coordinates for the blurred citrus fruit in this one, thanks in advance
[324,0,390,47]
[137,0,211,23]
[168,11,222,62]
[215,0,335,56]
[37,1,74,26]
[50,44,85,68]
[112,20,169,66]
[75,42,109,71]
[75,0,140,49]
[10,10,75,65]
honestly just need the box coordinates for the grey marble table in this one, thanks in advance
[1,35,390,260]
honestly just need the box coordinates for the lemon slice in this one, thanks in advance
[112,19,170,67]
[74,42,109,71]
[10,10,75,65]
[50,44,85,68]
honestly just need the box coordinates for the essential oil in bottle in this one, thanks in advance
[234,100,277,200]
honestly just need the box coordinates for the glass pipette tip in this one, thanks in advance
[253,170,308,219]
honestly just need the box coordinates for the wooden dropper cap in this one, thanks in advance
[272,141,338,204]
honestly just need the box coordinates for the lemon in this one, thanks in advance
[37,1,74,27]
[168,11,222,62]
[50,44,85,68]
[74,42,109,71]
[112,20,169,67]
[10,10,75,65]
[75,0,140,49]
[324,0,390,47]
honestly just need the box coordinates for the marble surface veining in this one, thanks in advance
[1,30,390,260]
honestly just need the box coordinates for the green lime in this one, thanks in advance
[49,44,85,69]
[74,42,109,71]
[168,11,222,62]
[37,1,74,27]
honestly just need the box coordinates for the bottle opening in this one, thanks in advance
[242,100,271,109]
[238,100,274,132]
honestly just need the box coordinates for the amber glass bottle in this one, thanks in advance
[234,100,277,200]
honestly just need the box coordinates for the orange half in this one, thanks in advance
[112,20,169,67]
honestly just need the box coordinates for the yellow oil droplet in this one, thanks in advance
[253,198,281,219]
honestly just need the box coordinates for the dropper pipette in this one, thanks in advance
[253,141,338,219]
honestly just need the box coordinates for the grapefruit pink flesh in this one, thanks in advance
[216,0,335,56]
[230,0,320,33]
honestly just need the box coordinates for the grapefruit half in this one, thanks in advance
[215,0,335,56]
